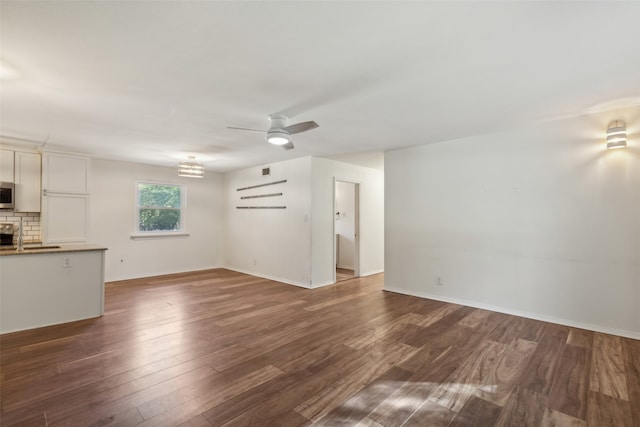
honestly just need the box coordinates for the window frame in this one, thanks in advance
[132,181,188,239]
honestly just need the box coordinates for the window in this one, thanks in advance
[136,182,185,234]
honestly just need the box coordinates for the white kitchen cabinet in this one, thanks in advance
[42,152,90,194]
[0,149,14,182]
[14,151,41,212]
[42,194,89,243]
[41,151,91,244]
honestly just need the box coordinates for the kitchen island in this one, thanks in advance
[0,244,107,334]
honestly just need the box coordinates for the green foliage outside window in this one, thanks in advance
[137,183,183,232]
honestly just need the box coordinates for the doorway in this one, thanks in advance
[334,180,359,282]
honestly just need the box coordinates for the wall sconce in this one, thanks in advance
[178,156,204,178]
[606,120,627,149]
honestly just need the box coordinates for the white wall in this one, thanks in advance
[311,157,385,286]
[223,157,312,287]
[90,159,224,282]
[385,106,640,339]
[223,156,384,288]
[335,181,355,269]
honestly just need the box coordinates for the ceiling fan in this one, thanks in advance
[228,113,319,150]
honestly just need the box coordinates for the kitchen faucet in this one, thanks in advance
[17,217,24,251]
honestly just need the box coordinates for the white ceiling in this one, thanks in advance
[2,1,639,173]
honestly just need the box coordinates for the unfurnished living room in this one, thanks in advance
[0,1,639,426]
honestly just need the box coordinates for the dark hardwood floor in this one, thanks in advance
[1,269,638,426]
[336,268,355,282]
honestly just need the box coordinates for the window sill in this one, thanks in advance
[130,232,190,240]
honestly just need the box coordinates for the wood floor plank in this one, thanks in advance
[2,412,47,427]
[42,356,210,424]
[456,308,493,329]
[201,343,370,426]
[401,398,455,427]
[48,365,217,426]
[137,364,283,421]
[51,406,144,427]
[494,386,546,427]
[540,409,586,427]
[399,323,487,374]
[200,371,307,426]
[548,344,591,420]
[267,410,311,427]
[589,333,629,400]
[136,365,284,426]
[426,339,506,412]
[294,340,417,422]
[176,414,213,427]
[447,395,502,427]
[1,269,638,427]
[586,391,633,427]
[516,324,569,396]
[314,366,413,426]
[358,418,384,426]
[475,338,537,407]
[567,328,594,349]
[622,338,640,427]
[368,380,444,427]
[344,312,423,349]
[487,315,545,344]
[411,303,463,328]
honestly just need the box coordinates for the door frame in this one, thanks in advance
[333,178,360,283]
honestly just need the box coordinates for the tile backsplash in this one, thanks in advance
[0,212,41,243]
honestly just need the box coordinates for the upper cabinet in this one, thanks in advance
[42,152,90,195]
[41,151,91,244]
[0,149,15,182]
[0,147,41,212]
[14,152,41,212]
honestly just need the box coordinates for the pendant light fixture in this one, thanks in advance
[606,120,627,149]
[178,156,204,178]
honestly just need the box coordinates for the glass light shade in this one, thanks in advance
[178,156,204,178]
[606,120,627,149]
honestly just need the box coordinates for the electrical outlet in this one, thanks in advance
[253,259,257,266]
[435,276,443,286]
[63,257,71,268]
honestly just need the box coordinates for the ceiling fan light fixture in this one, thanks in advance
[266,130,291,146]
[178,156,204,178]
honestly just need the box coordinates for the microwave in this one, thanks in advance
[0,182,15,209]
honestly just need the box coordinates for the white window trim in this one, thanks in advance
[130,232,190,240]
[132,181,187,238]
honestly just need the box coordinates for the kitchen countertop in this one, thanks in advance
[0,244,108,256]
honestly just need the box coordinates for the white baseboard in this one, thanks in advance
[106,265,223,283]
[384,286,640,341]
[360,269,384,277]
[311,280,336,289]
[223,266,311,289]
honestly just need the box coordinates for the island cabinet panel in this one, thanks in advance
[0,249,105,334]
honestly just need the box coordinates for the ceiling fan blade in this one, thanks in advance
[283,121,319,135]
[281,141,295,150]
[227,126,265,133]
